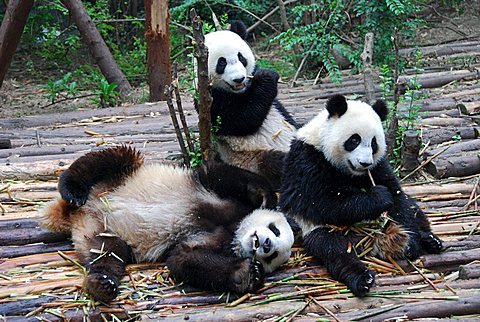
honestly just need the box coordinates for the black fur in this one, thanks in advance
[211,68,297,136]
[58,146,143,207]
[280,139,443,296]
[229,20,248,40]
[372,100,388,121]
[58,147,281,300]
[326,94,348,118]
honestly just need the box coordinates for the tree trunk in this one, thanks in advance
[276,0,290,31]
[190,9,214,162]
[0,0,34,88]
[360,32,375,104]
[145,0,171,101]
[61,0,132,97]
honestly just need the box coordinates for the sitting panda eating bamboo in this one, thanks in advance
[40,146,294,302]
[280,95,443,296]
[201,21,298,189]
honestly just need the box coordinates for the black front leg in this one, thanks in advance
[304,227,375,297]
[166,243,264,293]
[59,146,143,207]
[198,162,277,209]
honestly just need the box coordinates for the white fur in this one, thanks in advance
[233,209,294,273]
[80,164,222,262]
[204,30,255,93]
[217,108,296,153]
[297,100,386,176]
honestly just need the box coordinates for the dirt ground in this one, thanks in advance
[1,1,479,119]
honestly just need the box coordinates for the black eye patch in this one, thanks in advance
[238,52,247,67]
[216,57,227,74]
[264,251,279,264]
[268,223,280,237]
[371,137,378,154]
[344,134,361,152]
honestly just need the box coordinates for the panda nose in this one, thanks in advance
[360,161,372,167]
[233,77,245,84]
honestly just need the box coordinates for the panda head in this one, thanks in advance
[233,209,294,273]
[298,94,388,176]
[204,21,255,94]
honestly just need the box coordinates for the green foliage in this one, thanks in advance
[41,72,78,103]
[257,58,296,79]
[273,0,425,82]
[382,51,427,170]
[92,79,119,108]
[188,116,222,168]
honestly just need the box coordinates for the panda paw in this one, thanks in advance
[85,272,120,303]
[420,231,443,254]
[59,173,89,207]
[230,258,264,293]
[347,269,375,297]
[253,69,280,84]
[370,185,393,214]
[246,182,277,209]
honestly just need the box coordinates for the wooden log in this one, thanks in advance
[0,102,174,130]
[425,154,480,178]
[399,41,480,57]
[0,241,73,258]
[145,0,171,101]
[458,102,480,115]
[0,0,34,87]
[425,139,480,157]
[403,183,476,196]
[420,117,470,127]
[346,295,480,322]
[404,248,480,270]
[400,129,420,174]
[61,0,132,96]
[399,70,480,90]
[0,227,70,246]
[422,126,479,145]
[0,297,57,316]
[417,97,457,112]
[459,263,480,279]
[444,86,480,99]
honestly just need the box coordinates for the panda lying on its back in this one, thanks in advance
[40,146,294,303]
[280,95,443,296]
[204,21,298,189]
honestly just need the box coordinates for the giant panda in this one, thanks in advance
[40,146,294,303]
[203,21,298,189]
[279,95,443,296]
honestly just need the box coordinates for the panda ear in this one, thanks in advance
[326,94,348,118]
[229,20,248,40]
[372,100,388,121]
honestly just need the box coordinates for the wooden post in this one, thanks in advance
[400,129,420,176]
[145,0,171,101]
[360,32,375,104]
[0,0,34,88]
[61,0,132,97]
[189,9,214,162]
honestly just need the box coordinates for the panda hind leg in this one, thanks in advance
[304,228,375,297]
[81,234,134,303]
[166,233,264,293]
[408,197,443,255]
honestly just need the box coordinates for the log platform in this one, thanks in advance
[1,42,480,320]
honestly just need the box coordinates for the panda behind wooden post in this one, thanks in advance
[279,95,443,296]
[203,21,298,190]
[40,146,294,303]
